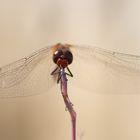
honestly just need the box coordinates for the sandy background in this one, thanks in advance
[0,0,140,140]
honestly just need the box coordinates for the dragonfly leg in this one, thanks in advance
[66,67,73,77]
[51,66,62,83]
[50,67,60,75]
[57,72,62,83]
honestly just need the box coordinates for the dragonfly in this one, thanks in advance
[50,44,76,140]
[0,43,140,98]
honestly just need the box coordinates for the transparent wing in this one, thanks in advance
[0,46,56,98]
[70,45,140,95]
[1,44,140,98]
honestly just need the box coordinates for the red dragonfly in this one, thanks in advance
[0,43,140,140]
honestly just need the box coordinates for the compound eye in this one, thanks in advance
[53,50,63,64]
[64,50,73,64]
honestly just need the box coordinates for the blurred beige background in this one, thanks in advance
[0,0,140,140]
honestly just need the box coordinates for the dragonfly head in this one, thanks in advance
[52,45,73,68]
